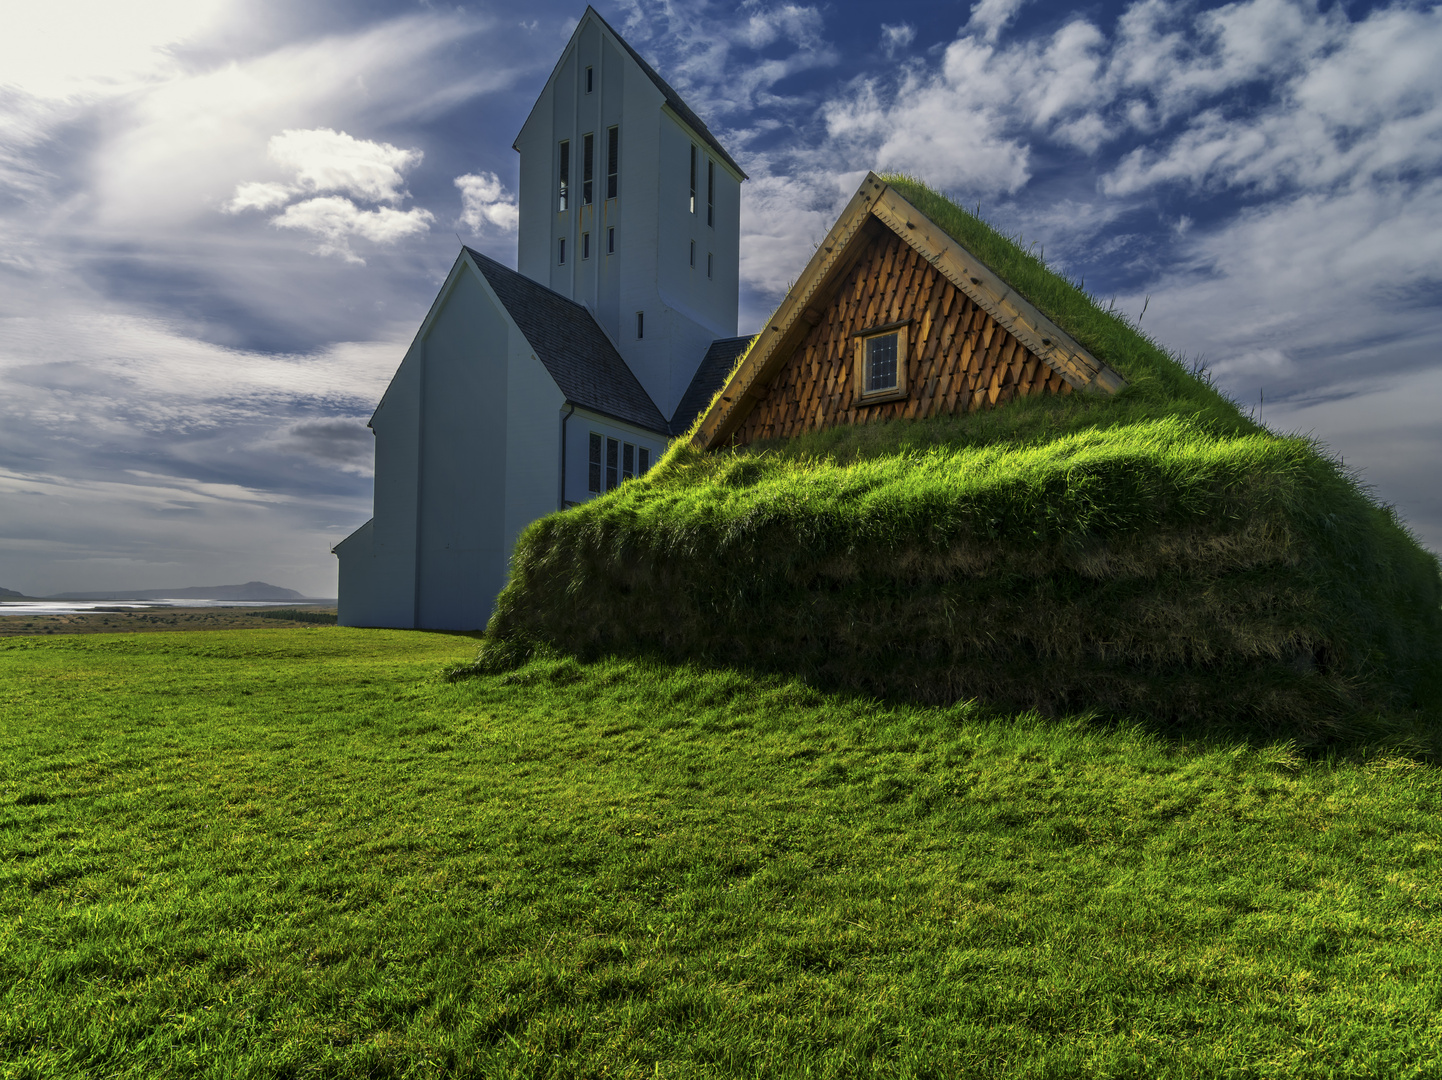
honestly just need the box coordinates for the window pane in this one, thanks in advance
[588,433,602,493]
[607,227,615,254]
[623,443,634,480]
[866,333,898,392]
[558,236,565,265]
[689,240,694,268]
[607,127,618,199]
[558,140,569,211]
[585,66,593,93]
[638,447,650,473]
[606,437,619,490]
[636,311,644,339]
[582,133,593,204]
[583,232,590,259]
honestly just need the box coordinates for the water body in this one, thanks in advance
[0,599,332,618]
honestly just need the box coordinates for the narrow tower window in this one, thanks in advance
[607,226,615,254]
[707,252,713,279]
[582,132,593,205]
[689,144,696,213]
[689,240,695,268]
[606,126,619,199]
[707,160,715,227]
[558,236,566,265]
[557,140,569,211]
[582,232,590,259]
[636,311,644,339]
[585,65,593,93]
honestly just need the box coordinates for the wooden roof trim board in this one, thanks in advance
[692,172,1126,450]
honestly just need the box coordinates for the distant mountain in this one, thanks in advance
[49,581,306,601]
[1,586,28,599]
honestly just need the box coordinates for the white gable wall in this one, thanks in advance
[515,10,741,419]
[336,258,565,629]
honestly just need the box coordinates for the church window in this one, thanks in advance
[558,236,566,265]
[689,240,695,268]
[689,144,697,213]
[638,447,650,473]
[585,65,593,93]
[623,443,635,481]
[557,140,569,211]
[853,323,910,402]
[707,252,713,279]
[588,433,602,493]
[636,311,644,339]
[582,133,594,204]
[707,160,715,227]
[606,126,619,199]
[583,232,590,259]
[607,226,615,254]
[606,438,619,490]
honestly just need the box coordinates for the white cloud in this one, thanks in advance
[880,23,915,58]
[968,0,1030,44]
[271,196,435,263]
[267,127,423,205]
[224,180,295,213]
[455,171,519,234]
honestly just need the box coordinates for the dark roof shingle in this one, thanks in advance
[670,334,753,435]
[466,248,669,434]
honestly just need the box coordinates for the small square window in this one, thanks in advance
[853,323,910,402]
[583,232,591,259]
[607,226,615,254]
[585,65,593,93]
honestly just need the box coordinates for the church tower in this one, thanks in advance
[513,7,745,418]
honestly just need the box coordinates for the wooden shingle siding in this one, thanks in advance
[733,227,1071,445]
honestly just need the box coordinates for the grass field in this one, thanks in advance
[3,628,1441,1078]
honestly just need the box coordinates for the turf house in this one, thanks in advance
[481,172,1442,740]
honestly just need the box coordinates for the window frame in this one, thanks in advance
[606,126,619,200]
[852,320,910,404]
[557,139,570,212]
[582,132,594,205]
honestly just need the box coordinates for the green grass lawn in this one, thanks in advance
[3,629,1440,1078]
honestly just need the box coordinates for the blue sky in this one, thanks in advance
[2,0,1439,597]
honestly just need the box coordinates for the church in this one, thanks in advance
[334,7,751,629]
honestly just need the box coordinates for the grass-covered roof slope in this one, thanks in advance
[479,176,1442,748]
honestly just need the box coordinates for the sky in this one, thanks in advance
[1,0,1439,598]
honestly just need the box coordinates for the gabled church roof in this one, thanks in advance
[691,173,1127,449]
[670,334,753,435]
[583,7,747,180]
[465,248,669,434]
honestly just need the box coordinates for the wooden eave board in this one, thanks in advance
[693,173,1126,450]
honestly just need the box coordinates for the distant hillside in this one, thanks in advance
[50,581,305,602]
[0,586,27,599]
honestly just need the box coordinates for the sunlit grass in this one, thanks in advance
[4,629,1442,1077]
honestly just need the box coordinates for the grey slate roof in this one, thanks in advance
[465,248,669,434]
[586,6,748,181]
[669,334,753,435]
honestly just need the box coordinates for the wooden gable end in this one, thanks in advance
[732,219,1072,446]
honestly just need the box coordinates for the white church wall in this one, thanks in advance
[502,331,566,593]
[414,266,512,631]
[561,408,668,508]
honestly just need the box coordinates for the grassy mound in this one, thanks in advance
[481,179,1442,745]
